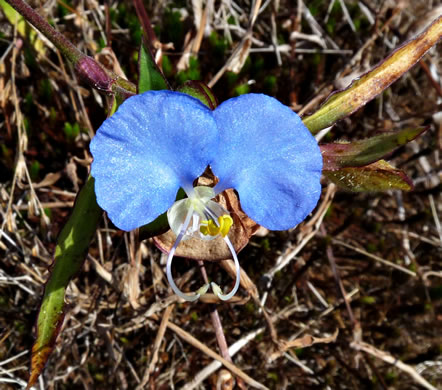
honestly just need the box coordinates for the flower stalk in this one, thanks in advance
[5,0,81,62]
[5,0,136,96]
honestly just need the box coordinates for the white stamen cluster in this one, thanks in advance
[166,186,241,302]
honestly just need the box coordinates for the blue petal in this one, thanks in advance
[211,94,322,230]
[90,90,217,231]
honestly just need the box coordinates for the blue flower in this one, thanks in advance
[90,90,322,301]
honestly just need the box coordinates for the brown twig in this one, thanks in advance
[419,60,442,97]
[192,2,209,55]
[183,289,360,389]
[166,321,269,390]
[197,261,231,362]
[325,243,356,326]
[104,0,112,47]
[136,304,175,389]
[331,238,417,277]
[208,0,263,87]
[351,341,438,390]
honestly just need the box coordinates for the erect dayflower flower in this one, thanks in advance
[90,90,322,301]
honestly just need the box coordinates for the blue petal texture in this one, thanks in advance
[90,91,217,231]
[211,94,322,230]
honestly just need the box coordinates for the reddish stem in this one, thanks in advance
[5,0,136,96]
[5,0,83,63]
[198,261,232,363]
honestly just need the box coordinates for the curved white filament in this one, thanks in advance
[203,204,218,221]
[210,235,241,301]
[166,207,206,302]
[166,199,241,302]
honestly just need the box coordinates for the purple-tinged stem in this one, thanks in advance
[198,261,232,363]
[5,0,136,96]
[132,0,158,47]
[5,0,82,63]
[132,0,170,90]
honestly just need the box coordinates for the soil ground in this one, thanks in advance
[0,1,441,389]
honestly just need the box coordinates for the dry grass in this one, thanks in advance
[0,0,441,389]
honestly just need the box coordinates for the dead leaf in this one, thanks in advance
[198,293,249,304]
[227,37,252,73]
[324,159,413,192]
[31,172,62,189]
[219,259,259,299]
[269,329,339,362]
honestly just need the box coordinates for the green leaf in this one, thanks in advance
[138,41,168,93]
[27,176,102,389]
[303,16,442,134]
[63,122,81,140]
[139,212,169,240]
[139,188,186,240]
[321,127,427,170]
[177,80,218,109]
[323,160,413,192]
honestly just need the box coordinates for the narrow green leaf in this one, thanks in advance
[303,16,442,134]
[138,41,168,93]
[27,176,102,389]
[324,160,413,192]
[321,127,427,170]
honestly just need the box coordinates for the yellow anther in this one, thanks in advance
[200,219,218,236]
[199,224,209,236]
[208,219,221,235]
[219,215,233,237]
[200,214,233,238]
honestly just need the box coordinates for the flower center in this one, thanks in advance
[200,214,233,238]
[165,186,241,302]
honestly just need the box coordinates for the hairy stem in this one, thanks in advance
[5,0,136,96]
[5,0,82,62]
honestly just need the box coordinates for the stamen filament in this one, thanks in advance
[203,204,218,221]
[210,235,241,301]
[166,207,205,302]
[166,188,241,302]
